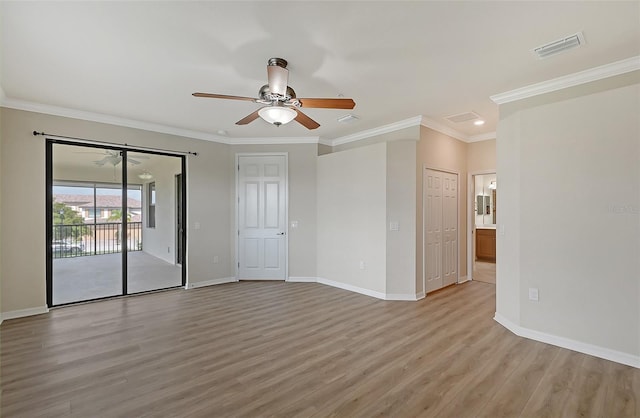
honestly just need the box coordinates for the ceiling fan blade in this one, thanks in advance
[192,92,256,102]
[93,158,109,166]
[298,98,356,109]
[127,158,141,165]
[236,109,261,125]
[267,65,289,96]
[294,108,320,130]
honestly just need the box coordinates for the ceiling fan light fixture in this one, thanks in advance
[258,104,296,126]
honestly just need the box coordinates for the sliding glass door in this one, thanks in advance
[126,152,183,294]
[47,141,185,306]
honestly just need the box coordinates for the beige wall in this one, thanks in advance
[317,142,387,294]
[416,126,468,295]
[467,139,496,173]
[140,155,182,264]
[0,108,232,313]
[229,144,318,279]
[386,140,417,296]
[497,71,640,359]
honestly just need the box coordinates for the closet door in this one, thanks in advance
[442,172,458,287]
[424,168,458,294]
[424,169,443,293]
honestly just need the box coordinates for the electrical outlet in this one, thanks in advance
[359,261,365,270]
[213,256,219,264]
[528,288,539,302]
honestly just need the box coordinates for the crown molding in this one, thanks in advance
[419,116,467,141]
[467,132,497,142]
[330,115,423,146]
[1,95,494,147]
[228,136,320,145]
[1,97,233,143]
[491,55,640,105]
[0,97,321,145]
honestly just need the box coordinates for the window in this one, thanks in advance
[147,182,156,228]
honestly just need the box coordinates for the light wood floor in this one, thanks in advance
[473,260,496,284]
[1,281,638,417]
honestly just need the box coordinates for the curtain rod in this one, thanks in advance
[32,131,199,156]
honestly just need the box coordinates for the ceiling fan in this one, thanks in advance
[192,58,356,130]
[90,151,149,167]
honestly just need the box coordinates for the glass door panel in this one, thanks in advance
[51,143,123,305]
[126,152,183,293]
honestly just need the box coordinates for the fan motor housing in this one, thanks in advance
[258,84,296,102]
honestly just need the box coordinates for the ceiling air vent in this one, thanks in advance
[533,32,585,59]
[445,111,480,124]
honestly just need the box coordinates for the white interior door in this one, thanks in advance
[442,172,458,287]
[424,169,443,293]
[237,155,287,280]
[424,168,458,293]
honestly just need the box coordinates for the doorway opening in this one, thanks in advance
[46,140,186,306]
[468,171,497,285]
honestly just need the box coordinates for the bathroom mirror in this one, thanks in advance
[477,195,490,215]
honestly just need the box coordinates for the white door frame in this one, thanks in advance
[235,152,289,280]
[422,165,460,295]
[467,169,496,282]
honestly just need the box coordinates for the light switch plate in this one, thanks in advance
[528,288,539,301]
[389,221,399,231]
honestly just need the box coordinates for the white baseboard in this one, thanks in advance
[317,277,387,300]
[286,277,318,283]
[458,275,470,284]
[385,293,422,301]
[494,312,640,369]
[187,277,238,289]
[302,277,423,301]
[415,291,426,300]
[1,306,49,322]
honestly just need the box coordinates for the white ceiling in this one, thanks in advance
[2,1,639,144]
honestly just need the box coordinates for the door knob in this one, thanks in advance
[277,232,286,236]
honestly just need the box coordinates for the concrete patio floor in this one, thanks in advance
[53,251,182,305]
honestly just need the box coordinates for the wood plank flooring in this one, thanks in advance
[473,261,496,284]
[1,281,638,417]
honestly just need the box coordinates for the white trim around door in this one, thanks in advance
[235,153,289,280]
[467,169,496,282]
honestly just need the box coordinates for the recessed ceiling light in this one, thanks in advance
[474,120,485,126]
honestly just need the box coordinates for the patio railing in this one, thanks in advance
[52,222,142,258]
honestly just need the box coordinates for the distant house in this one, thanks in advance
[53,194,142,223]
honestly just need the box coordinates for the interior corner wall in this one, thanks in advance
[0,107,232,314]
[386,140,417,297]
[230,144,318,279]
[416,126,468,295]
[496,71,640,361]
[317,142,387,295]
